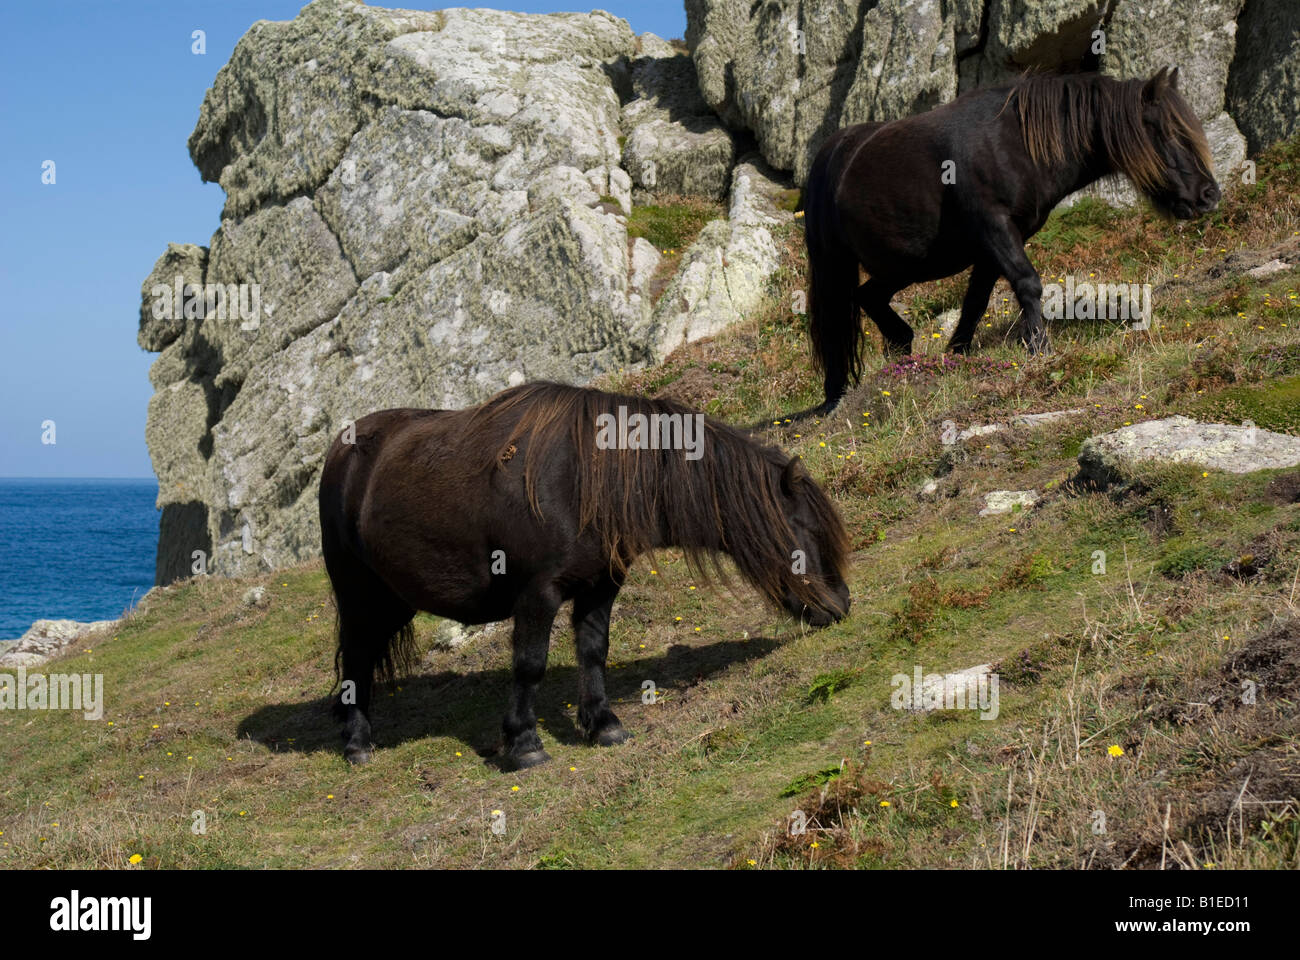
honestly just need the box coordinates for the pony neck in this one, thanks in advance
[645,441,788,607]
[1043,75,1133,202]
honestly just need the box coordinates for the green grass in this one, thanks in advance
[1190,374,1300,434]
[625,196,724,253]
[773,188,801,213]
[807,668,859,703]
[1030,195,1117,251]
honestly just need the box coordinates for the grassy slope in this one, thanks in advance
[3,140,1300,870]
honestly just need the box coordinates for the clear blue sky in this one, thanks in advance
[0,0,688,479]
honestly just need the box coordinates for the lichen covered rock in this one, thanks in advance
[621,34,736,201]
[1226,0,1300,154]
[1077,416,1300,487]
[0,619,117,668]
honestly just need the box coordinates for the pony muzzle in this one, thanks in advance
[782,581,851,627]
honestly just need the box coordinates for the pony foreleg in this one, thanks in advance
[572,576,631,747]
[982,220,1050,354]
[501,587,561,770]
[947,262,999,354]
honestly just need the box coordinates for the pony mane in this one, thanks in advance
[462,382,848,614]
[1005,69,1212,195]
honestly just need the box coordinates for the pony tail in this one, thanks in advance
[805,214,864,396]
[331,606,418,689]
[379,620,418,682]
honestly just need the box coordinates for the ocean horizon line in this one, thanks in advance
[0,475,159,482]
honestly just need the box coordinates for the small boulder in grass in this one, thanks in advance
[1221,553,1266,581]
[1012,409,1085,428]
[0,619,116,668]
[241,586,267,608]
[979,490,1039,516]
[1247,258,1291,279]
[956,409,1084,443]
[1077,416,1300,488]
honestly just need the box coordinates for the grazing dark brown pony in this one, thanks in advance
[803,67,1220,414]
[318,382,850,769]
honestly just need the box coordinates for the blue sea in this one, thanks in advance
[0,479,159,642]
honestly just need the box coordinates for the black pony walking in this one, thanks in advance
[318,382,850,770]
[803,68,1220,413]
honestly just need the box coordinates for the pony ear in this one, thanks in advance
[781,456,803,497]
[1143,65,1177,102]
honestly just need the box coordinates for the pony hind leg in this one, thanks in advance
[856,279,913,357]
[329,559,415,765]
[571,576,629,747]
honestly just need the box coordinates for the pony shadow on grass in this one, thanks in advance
[236,633,780,767]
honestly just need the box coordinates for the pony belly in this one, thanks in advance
[856,235,973,285]
[379,558,517,627]
[914,252,978,284]
[416,595,516,627]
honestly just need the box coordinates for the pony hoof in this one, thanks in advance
[1024,334,1053,356]
[505,749,551,770]
[595,726,632,747]
[345,746,372,765]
